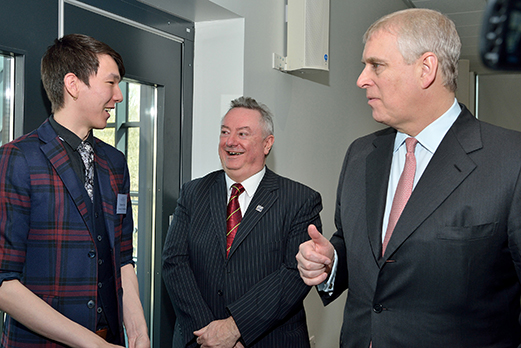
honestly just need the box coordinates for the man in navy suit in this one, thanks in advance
[297,8,521,348]
[162,96,322,348]
[0,34,149,347]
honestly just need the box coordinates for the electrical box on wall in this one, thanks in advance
[274,0,330,73]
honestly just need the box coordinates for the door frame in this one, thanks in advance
[59,1,193,346]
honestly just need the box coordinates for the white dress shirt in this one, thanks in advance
[225,166,266,215]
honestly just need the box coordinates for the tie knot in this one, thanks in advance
[78,141,94,154]
[405,137,418,154]
[231,183,245,195]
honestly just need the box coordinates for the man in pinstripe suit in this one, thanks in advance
[162,96,322,348]
[0,34,149,347]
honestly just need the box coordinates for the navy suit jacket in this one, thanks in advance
[162,168,322,347]
[0,119,134,347]
[324,105,521,347]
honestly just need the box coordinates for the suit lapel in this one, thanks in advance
[94,142,116,248]
[227,168,279,259]
[381,107,481,261]
[210,173,228,259]
[366,129,395,262]
[38,121,93,232]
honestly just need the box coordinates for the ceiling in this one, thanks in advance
[144,0,493,74]
[405,0,492,74]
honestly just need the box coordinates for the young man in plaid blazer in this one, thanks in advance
[0,34,149,347]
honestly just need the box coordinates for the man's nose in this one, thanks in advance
[226,133,239,146]
[114,84,124,103]
[357,66,371,89]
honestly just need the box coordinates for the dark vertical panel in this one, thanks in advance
[0,1,193,345]
[64,4,187,346]
[0,0,57,133]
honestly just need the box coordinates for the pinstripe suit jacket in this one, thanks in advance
[162,168,322,347]
[0,119,134,347]
[323,106,521,347]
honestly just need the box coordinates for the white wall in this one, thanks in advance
[191,1,409,347]
[147,0,409,347]
[193,0,405,348]
[191,18,245,177]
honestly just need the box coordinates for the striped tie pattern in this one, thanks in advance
[226,183,245,257]
[382,137,418,256]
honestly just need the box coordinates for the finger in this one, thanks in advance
[300,270,329,286]
[193,327,205,337]
[298,241,331,265]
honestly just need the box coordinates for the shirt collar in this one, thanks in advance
[225,166,266,198]
[394,98,461,154]
[49,115,94,150]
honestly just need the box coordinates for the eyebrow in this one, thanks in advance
[107,72,121,82]
[362,57,383,64]
[221,125,252,132]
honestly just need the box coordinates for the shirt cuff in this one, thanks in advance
[316,249,338,295]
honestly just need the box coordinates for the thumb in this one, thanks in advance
[308,224,326,246]
[307,224,333,264]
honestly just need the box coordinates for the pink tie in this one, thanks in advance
[226,183,245,257]
[382,137,418,256]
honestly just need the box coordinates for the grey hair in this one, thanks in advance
[363,8,461,92]
[226,96,274,138]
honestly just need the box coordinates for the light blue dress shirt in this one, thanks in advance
[381,99,461,241]
[320,99,461,293]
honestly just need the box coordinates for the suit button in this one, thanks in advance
[87,300,95,309]
[217,290,223,296]
[373,303,383,313]
[88,250,96,258]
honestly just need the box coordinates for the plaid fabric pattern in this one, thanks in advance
[0,119,134,347]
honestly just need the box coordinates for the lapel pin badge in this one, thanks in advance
[256,205,264,212]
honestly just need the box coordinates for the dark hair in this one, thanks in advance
[41,33,125,112]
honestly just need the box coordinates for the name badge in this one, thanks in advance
[117,194,128,214]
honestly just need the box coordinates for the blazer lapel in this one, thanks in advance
[366,129,395,262]
[382,107,481,261]
[227,168,278,259]
[209,173,228,259]
[94,142,117,248]
[38,121,93,232]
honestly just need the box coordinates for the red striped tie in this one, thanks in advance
[227,183,245,257]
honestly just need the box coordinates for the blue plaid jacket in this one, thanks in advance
[0,119,134,347]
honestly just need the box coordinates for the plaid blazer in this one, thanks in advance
[0,119,134,347]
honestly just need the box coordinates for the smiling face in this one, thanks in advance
[356,29,423,134]
[76,54,123,133]
[219,107,274,183]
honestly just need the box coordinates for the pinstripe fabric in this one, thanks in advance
[0,119,134,347]
[162,168,322,348]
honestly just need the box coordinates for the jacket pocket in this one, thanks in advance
[436,222,498,241]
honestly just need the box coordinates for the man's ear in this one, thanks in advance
[419,52,438,89]
[263,134,275,156]
[63,72,80,101]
